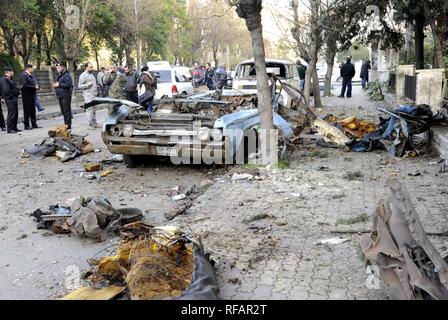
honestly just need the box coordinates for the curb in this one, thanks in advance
[18,108,85,123]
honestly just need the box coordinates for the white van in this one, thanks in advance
[147,63,194,100]
[232,59,300,107]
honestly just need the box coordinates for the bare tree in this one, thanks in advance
[53,0,93,70]
[227,0,275,164]
[291,0,322,108]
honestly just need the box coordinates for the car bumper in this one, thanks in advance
[101,132,229,159]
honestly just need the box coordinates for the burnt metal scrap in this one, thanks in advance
[360,179,448,300]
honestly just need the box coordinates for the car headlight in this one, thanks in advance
[122,125,135,137]
[197,127,210,141]
[211,129,223,141]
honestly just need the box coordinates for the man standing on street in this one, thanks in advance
[19,64,40,130]
[53,62,74,129]
[191,63,204,89]
[0,66,21,133]
[297,60,307,92]
[204,63,215,90]
[97,67,106,97]
[124,64,140,103]
[339,56,356,98]
[78,62,99,128]
[360,59,372,89]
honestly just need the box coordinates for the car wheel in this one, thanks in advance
[123,154,138,168]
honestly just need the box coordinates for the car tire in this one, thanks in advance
[123,154,138,168]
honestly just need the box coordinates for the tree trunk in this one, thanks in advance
[236,0,275,164]
[95,49,100,70]
[414,14,425,69]
[306,0,321,108]
[404,23,413,63]
[324,51,336,97]
[43,33,52,66]
[431,20,446,69]
[36,32,42,70]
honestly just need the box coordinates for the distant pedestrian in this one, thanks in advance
[124,64,140,103]
[138,66,157,113]
[297,60,307,91]
[191,63,204,88]
[204,63,215,90]
[53,62,74,129]
[339,56,356,98]
[0,66,21,133]
[19,64,40,130]
[29,70,45,112]
[78,61,99,128]
[360,60,372,89]
[97,67,106,97]
[108,69,126,100]
[213,64,227,90]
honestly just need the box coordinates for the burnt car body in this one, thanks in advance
[89,83,303,167]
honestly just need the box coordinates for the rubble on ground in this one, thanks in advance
[31,197,143,242]
[63,223,218,300]
[360,178,448,300]
[313,104,448,157]
[24,125,95,162]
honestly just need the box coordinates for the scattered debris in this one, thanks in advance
[232,173,254,181]
[408,171,422,177]
[73,224,219,300]
[31,198,143,242]
[336,214,369,226]
[343,171,363,181]
[314,238,350,245]
[83,163,102,172]
[360,179,448,300]
[242,213,275,224]
[25,125,95,162]
[61,286,125,300]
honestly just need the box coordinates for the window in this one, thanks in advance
[152,70,172,83]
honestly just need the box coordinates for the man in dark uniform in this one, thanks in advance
[53,62,74,129]
[0,66,21,134]
[339,56,356,98]
[19,64,40,130]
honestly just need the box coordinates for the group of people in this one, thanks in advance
[339,56,372,98]
[0,61,158,133]
[191,63,228,90]
[0,64,44,134]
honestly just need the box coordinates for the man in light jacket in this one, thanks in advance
[78,61,99,128]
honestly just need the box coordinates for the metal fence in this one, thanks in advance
[404,75,417,101]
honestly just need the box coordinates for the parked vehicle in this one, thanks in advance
[174,66,193,82]
[147,63,194,99]
[93,78,298,167]
[232,59,300,108]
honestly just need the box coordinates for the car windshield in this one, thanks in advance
[152,70,172,83]
[236,62,289,80]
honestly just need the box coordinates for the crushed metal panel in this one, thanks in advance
[361,179,448,300]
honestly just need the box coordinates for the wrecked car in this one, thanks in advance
[88,81,303,167]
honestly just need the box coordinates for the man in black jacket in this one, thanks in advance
[19,64,40,130]
[339,57,356,98]
[53,62,74,129]
[124,64,140,103]
[0,66,21,133]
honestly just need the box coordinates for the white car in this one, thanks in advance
[232,59,301,108]
[147,64,194,100]
[174,66,192,81]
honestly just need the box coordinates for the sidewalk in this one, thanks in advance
[171,85,448,300]
[13,95,86,124]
